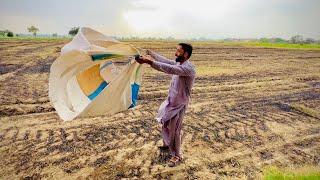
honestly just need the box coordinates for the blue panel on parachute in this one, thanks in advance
[91,54,121,61]
[88,81,108,100]
[129,82,140,109]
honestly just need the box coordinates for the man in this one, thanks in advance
[135,43,196,167]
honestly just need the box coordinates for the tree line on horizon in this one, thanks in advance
[0,26,319,44]
[0,26,79,38]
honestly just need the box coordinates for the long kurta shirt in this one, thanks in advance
[150,53,196,124]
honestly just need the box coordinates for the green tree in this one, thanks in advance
[28,26,39,37]
[0,30,14,37]
[7,31,14,37]
[274,38,286,43]
[0,30,6,36]
[291,35,303,44]
[52,33,58,37]
[259,38,269,43]
[305,38,315,44]
[68,27,79,36]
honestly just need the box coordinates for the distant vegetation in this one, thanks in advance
[120,35,320,45]
[27,26,39,37]
[222,35,319,45]
[0,25,70,40]
[0,27,319,50]
[68,27,79,36]
[220,41,320,50]
[6,31,14,37]
[0,30,14,37]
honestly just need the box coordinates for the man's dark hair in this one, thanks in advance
[179,43,193,59]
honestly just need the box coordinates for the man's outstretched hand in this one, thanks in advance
[146,49,154,56]
[135,55,154,65]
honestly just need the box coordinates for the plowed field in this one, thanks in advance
[0,40,319,179]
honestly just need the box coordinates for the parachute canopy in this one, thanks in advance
[49,27,143,121]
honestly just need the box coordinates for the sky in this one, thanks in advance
[0,0,319,39]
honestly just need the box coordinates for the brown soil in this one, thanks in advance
[0,40,319,179]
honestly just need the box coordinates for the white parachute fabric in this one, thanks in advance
[49,27,143,121]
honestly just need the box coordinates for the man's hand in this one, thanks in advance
[146,49,152,55]
[135,55,154,65]
[146,49,155,57]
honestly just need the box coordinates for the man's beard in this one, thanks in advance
[175,55,184,62]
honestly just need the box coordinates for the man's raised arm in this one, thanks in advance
[147,50,176,65]
[149,60,195,77]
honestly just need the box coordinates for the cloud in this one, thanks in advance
[124,0,320,39]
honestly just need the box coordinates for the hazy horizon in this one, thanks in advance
[1,0,319,39]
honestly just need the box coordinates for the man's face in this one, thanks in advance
[175,45,185,62]
[175,45,185,57]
